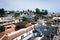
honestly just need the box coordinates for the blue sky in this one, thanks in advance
[0,0,60,12]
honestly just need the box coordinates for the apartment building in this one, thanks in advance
[0,17,40,40]
[0,23,39,40]
[0,17,20,26]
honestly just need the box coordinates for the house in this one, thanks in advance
[45,17,60,35]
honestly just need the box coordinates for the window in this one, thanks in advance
[21,35,24,40]
[58,19,60,22]
[6,27,11,29]
[16,39,18,40]
[0,22,3,24]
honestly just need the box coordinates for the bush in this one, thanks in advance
[0,26,5,32]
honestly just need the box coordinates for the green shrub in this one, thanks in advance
[0,26,5,32]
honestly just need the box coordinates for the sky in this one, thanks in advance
[0,0,60,13]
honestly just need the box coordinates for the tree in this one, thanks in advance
[40,9,48,15]
[35,8,48,15]
[35,8,41,18]
[0,26,5,32]
[27,9,29,12]
[0,8,5,17]
[30,10,32,13]
[15,22,26,31]
[50,15,54,19]
[34,16,39,21]
[8,10,15,14]
[23,10,24,13]
[44,10,48,15]
[23,17,27,21]
[35,8,40,15]
[14,13,20,18]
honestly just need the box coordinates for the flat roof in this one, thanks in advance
[8,28,26,36]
